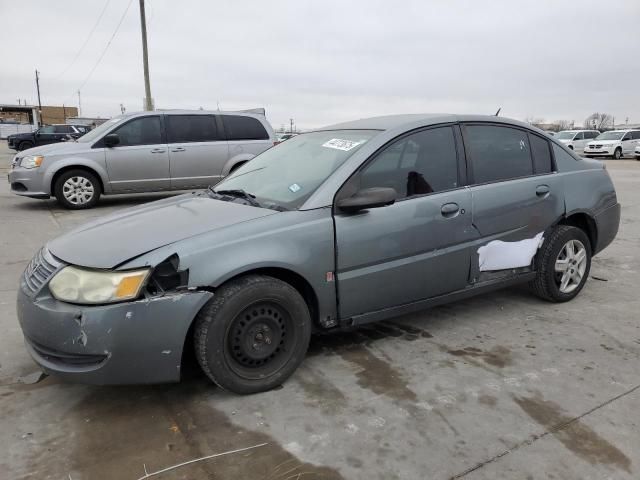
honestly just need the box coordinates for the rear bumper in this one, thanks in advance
[17,286,213,385]
[593,202,621,255]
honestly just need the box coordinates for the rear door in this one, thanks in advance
[165,114,229,189]
[334,125,476,319]
[222,115,273,164]
[462,124,564,279]
[104,115,170,192]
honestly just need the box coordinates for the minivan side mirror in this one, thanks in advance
[337,187,397,213]
[104,133,120,147]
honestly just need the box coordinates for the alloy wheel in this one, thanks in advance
[62,176,95,205]
[554,239,587,294]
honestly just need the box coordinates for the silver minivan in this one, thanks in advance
[8,110,276,208]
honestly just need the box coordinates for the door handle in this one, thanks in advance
[170,147,186,152]
[441,202,460,217]
[536,185,550,197]
[150,148,166,154]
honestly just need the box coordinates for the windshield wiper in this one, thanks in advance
[210,188,262,208]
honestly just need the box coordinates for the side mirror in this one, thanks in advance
[104,133,120,147]
[337,187,397,213]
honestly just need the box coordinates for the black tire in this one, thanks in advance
[193,274,311,394]
[53,169,102,209]
[530,225,592,302]
[613,148,622,160]
[18,141,34,151]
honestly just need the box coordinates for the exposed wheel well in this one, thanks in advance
[229,161,247,173]
[51,166,104,195]
[559,213,597,251]
[180,267,321,379]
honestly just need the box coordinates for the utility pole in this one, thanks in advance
[289,118,294,133]
[77,90,82,116]
[35,69,42,126]
[139,0,153,111]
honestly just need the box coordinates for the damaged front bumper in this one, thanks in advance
[17,287,212,385]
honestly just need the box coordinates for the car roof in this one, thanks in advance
[314,114,536,132]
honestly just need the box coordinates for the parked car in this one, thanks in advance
[554,129,600,153]
[7,124,90,151]
[584,129,640,159]
[635,144,640,160]
[8,110,276,209]
[16,114,620,393]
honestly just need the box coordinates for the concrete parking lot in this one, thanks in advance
[0,140,638,480]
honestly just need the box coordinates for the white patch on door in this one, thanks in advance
[478,232,544,272]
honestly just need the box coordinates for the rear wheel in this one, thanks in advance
[613,148,622,160]
[18,141,34,151]
[54,169,101,209]
[194,275,311,394]
[530,225,591,302]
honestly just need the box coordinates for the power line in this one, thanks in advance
[51,0,112,80]
[65,0,134,104]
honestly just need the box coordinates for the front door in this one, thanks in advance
[165,114,229,189]
[621,131,638,155]
[104,115,170,192]
[34,125,59,146]
[334,125,476,319]
[462,124,564,279]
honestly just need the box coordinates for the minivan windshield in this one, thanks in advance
[595,131,624,141]
[555,131,576,140]
[213,130,377,210]
[76,115,127,143]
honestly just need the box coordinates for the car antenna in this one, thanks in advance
[494,107,501,116]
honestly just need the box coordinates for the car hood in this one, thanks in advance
[7,132,32,140]
[589,140,619,145]
[16,140,89,157]
[47,194,277,269]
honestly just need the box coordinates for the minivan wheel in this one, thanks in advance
[54,169,101,209]
[530,225,591,302]
[18,141,34,151]
[193,274,311,394]
[613,148,622,160]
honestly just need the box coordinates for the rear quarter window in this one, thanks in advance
[223,115,269,141]
[529,133,553,174]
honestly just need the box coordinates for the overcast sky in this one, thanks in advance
[1,0,638,129]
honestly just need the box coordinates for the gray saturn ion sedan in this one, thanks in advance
[17,114,620,394]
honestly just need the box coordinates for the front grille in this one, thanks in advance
[22,248,63,296]
[27,338,108,367]
[589,144,603,149]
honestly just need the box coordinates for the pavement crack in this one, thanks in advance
[449,382,640,479]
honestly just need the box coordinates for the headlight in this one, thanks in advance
[20,155,44,169]
[49,266,150,304]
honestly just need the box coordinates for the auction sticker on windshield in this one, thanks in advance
[322,138,363,151]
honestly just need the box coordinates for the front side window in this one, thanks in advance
[632,131,640,140]
[573,132,584,140]
[465,125,533,184]
[358,126,458,198]
[112,116,162,146]
[223,115,269,141]
[214,130,376,210]
[622,133,632,141]
[39,126,56,134]
[166,115,220,143]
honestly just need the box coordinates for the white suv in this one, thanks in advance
[554,130,600,154]
[585,129,640,159]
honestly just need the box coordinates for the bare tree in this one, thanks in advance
[584,112,613,130]
[553,120,573,131]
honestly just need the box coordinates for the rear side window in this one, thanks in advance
[464,125,533,184]
[528,133,553,174]
[359,126,458,198]
[112,116,162,146]
[166,115,219,143]
[223,115,269,141]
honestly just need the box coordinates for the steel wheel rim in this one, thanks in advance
[62,176,94,205]
[554,239,587,294]
[226,301,295,380]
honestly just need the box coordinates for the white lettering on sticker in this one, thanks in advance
[322,138,362,151]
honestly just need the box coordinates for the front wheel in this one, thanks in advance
[530,225,591,302]
[54,169,101,209]
[18,141,34,151]
[193,275,311,394]
[613,148,622,160]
